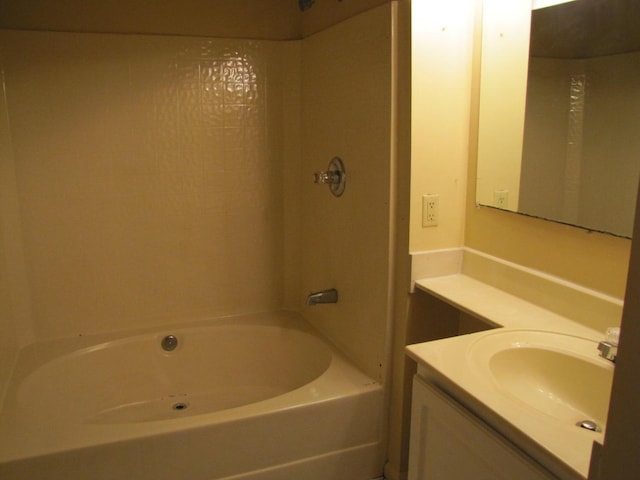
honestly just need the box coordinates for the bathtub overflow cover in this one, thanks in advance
[576,420,601,432]
[161,335,178,352]
[172,402,188,411]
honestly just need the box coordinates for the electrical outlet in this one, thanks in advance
[493,190,509,209]
[422,194,439,227]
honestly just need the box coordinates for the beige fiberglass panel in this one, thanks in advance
[300,4,393,381]
[0,64,31,402]
[1,30,291,339]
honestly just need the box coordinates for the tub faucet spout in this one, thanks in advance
[306,289,338,306]
[598,327,620,363]
[597,341,617,363]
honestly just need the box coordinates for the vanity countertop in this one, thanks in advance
[407,273,615,480]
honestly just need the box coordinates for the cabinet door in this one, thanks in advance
[409,376,556,480]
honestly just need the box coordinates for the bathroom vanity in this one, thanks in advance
[406,249,621,480]
[409,375,555,479]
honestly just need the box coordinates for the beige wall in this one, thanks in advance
[411,0,631,298]
[300,4,394,381]
[475,0,531,210]
[409,0,476,252]
[466,1,631,299]
[466,210,631,299]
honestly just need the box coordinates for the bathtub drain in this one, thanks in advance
[172,402,188,411]
[161,335,178,352]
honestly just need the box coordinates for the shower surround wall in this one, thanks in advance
[0,3,394,408]
[301,4,393,382]
[0,76,27,403]
[0,30,294,343]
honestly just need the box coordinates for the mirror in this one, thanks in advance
[476,0,640,238]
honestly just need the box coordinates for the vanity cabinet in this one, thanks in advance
[408,375,556,480]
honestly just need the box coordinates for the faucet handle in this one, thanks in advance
[313,170,341,185]
[312,157,346,197]
[605,327,620,345]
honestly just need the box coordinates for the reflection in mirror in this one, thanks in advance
[476,0,640,238]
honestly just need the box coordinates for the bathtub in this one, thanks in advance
[0,311,384,480]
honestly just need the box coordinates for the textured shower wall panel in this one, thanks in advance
[1,30,288,340]
[519,58,573,221]
[301,4,392,381]
[579,52,640,238]
[521,52,640,237]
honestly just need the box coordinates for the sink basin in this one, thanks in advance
[468,330,614,428]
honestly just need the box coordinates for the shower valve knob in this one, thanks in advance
[313,170,341,185]
[313,156,346,197]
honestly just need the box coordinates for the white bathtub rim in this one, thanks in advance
[0,310,380,463]
[16,323,334,425]
[10,310,318,374]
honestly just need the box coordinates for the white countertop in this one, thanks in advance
[407,273,613,480]
[413,274,606,337]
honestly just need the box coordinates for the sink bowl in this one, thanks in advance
[468,330,614,428]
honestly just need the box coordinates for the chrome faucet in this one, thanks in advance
[598,341,617,363]
[597,327,620,363]
[306,288,338,306]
